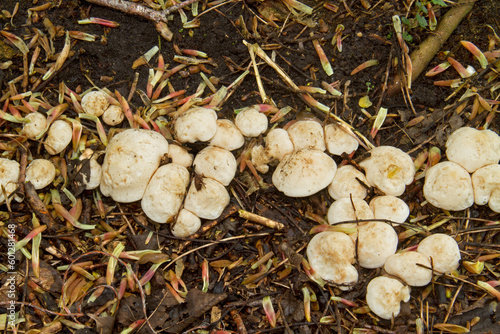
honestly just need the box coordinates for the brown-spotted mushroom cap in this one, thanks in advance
[324,123,359,156]
[81,90,109,117]
[22,112,47,139]
[471,164,500,213]
[384,251,433,287]
[358,221,398,269]
[327,197,374,225]
[171,209,201,237]
[423,161,474,211]
[102,105,124,126]
[235,106,268,137]
[369,196,409,225]
[141,163,190,223]
[174,107,218,143]
[251,145,271,174]
[168,144,194,168]
[44,120,72,155]
[328,165,369,200]
[359,146,415,196]
[417,233,461,274]
[265,128,294,161]
[0,158,20,204]
[100,129,169,203]
[193,146,237,186]
[366,276,410,320]
[306,231,358,289]
[272,149,337,197]
[445,127,500,173]
[183,177,230,219]
[287,120,326,151]
[25,159,56,190]
[209,119,245,151]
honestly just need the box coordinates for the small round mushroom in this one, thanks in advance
[183,177,230,219]
[324,123,359,156]
[287,120,326,152]
[81,90,109,117]
[44,120,72,155]
[79,148,102,190]
[234,106,268,137]
[171,209,201,237]
[0,158,20,204]
[174,107,218,143]
[141,163,190,223]
[471,164,500,213]
[22,112,47,139]
[423,161,474,211]
[369,196,410,225]
[328,165,369,200]
[359,146,415,196]
[193,146,237,186]
[100,129,169,203]
[168,144,194,168]
[366,276,410,320]
[102,105,124,126]
[417,233,461,274]
[445,127,500,173]
[209,119,245,151]
[306,231,358,289]
[272,149,337,197]
[327,197,374,225]
[384,251,433,287]
[358,221,398,269]
[264,128,294,161]
[25,159,56,190]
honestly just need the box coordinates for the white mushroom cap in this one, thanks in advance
[184,177,230,219]
[141,163,190,223]
[445,127,500,173]
[272,149,337,197]
[264,128,294,161]
[171,209,201,237]
[251,145,271,174]
[417,233,461,274]
[366,276,410,320]
[358,221,398,269]
[369,196,409,225]
[306,231,358,289]
[359,146,415,196]
[44,120,72,155]
[423,161,474,211]
[81,90,109,117]
[168,144,194,168]
[235,106,268,137]
[79,149,102,190]
[22,112,47,139]
[102,105,124,126]
[327,197,374,225]
[25,159,56,190]
[328,165,369,200]
[384,251,433,287]
[287,120,326,151]
[193,146,236,186]
[0,158,20,204]
[471,164,500,213]
[324,123,359,156]
[209,119,245,151]
[100,129,169,203]
[174,107,218,143]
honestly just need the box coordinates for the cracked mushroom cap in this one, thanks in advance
[358,221,398,269]
[25,159,56,190]
[328,165,369,200]
[445,127,500,173]
[0,158,20,204]
[141,163,190,223]
[171,209,201,237]
[235,106,268,137]
[44,120,72,155]
[209,119,245,151]
[423,161,474,211]
[193,146,237,186]
[417,233,461,274]
[174,107,218,143]
[327,197,374,225]
[471,164,500,213]
[22,112,47,139]
[81,90,109,117]
[369,196,409,225]
[384,251,433,287]
[287,120,326,151]
[100,129,169,203]
[306,231,358,289]
[272,149,337,197]
[265,128,294,161]
[324,123,359,156]
[359,146,415,196]
[184,177,230,219]
[366,276,410,320]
